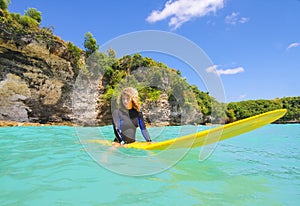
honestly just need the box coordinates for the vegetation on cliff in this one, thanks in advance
[0,3,83,69]
[0,0,9,11]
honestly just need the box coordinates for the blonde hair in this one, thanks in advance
[120,87,141,111]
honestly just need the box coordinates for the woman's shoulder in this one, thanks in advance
[128,108,143,117]
[113,109,122,116]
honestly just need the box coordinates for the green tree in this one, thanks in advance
[281,97,300,121]
[107,48,116,58]
[131,53,144,71]
[84,32,99,57]
[227,99,282,120]
[118,55,132,74]
[66,42,82,68]
[19,15,39,28]
[190,85,211,115]
[142,57,157,67]
[226,109,236,122]
[24,8,42,23]
[0,0,10,10]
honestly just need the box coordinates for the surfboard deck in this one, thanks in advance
[88,109,287,150]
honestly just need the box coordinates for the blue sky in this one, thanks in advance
[9,0,300,102]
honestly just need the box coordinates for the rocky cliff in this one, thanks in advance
[0,16,81,123]
[0,9,204,126]
[0,29,198,126]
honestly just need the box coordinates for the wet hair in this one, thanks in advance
[120,87,141,111]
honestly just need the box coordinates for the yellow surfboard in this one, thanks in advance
[89,109,287,150]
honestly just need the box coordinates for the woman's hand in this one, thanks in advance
[112,142,121,148]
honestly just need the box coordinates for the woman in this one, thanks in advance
[112,87,151,145]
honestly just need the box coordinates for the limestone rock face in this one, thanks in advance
[0,28,79,123]
[142,92,171,126]
[0,74,30,122]
[142,92,203,126]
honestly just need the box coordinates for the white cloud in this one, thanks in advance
[225,12,249,25]
[287,42,300,50]
[238,94,246,99]
[206,65,218,73]
[146,0,224,29]
[206,65,245,76]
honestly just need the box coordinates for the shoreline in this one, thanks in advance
[0,120,78,127]
[0,120,299,127]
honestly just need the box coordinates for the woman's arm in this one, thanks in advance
[138,112,151,142]
[112,110,126,144]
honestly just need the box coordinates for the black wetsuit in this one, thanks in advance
[112,108,151,144]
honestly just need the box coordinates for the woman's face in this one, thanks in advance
[122,95,133,110]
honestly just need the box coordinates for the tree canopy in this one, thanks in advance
[24,8,42,23]
[84,32,99,57]
[0,0,10,10]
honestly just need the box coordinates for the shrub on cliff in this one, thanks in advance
[0,0,10,10]
[19,14,39,28]
[67,42,83,68]
[24,8,42,23]
[84,32,99,57]
[0,7,42,35]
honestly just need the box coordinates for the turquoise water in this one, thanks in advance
[1,124,299,205]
